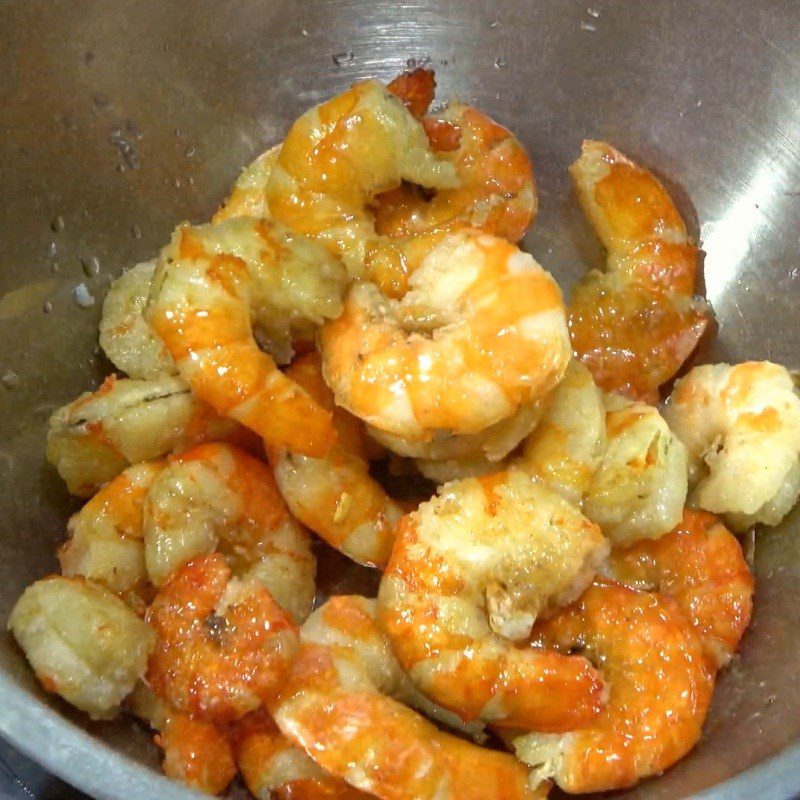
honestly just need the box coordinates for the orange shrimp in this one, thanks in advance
[568,140,710,402]
[145,553,298,724]
[605,509,754,667]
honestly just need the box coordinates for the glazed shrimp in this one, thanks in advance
[568,140,709,402]
[266,79,458,296]
[145,552,298,723]
[145,217,349,455]
[605,509,754,668]
[8,576,154,719]
[99,260,177,380]
[662,361,800,530]
[47,374,257,496]
[378,470,609,729]
[513,580,714,793]
[213,145,282,224]
[271,353,403,569]
[59,460,164,611]
[320,230,570,442]
[143,442,315,623]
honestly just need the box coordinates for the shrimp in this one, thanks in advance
[662,361,800,530]
[145,552,298,723]
[320,230,570,442]
[513,580,714,793]
[46,374,257,497]
[377,470,609,729]
[270,353,403,569]
[98,260,178,380]
[213,145,282,224]
[8,576,154,719]
[605,509,754,668]
[59,460,164,612]
[568,140,710,402]
[265,79,459,296]
[143,442,316,624]
[145,216,349,455]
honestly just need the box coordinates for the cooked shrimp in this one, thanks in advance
[271,353,402,569]
[8,576,154,719]
[662,361,800,530]
[145,217,349,455]
[568,140,709,402]
[266,79,458,296]
[143,442,315,623]
[583,393,688,544]
[213,145,282,224]
[415,451,502,484]
[378,470,609,729]
[146,553,298,723]
[605,509,754,667]
[59,460,164,611]
[513,579,714,793]
[47,374,257,497]
[320,231,570,442]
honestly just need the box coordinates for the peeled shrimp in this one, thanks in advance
[605,509,754,668]
[320,230,570,442]
[145,217,349,455]
[146,553,298,723]
[8,576,154,719]
[266,79,458,296]
[514,579,714,793]
[271,353,402,569]
[662,361,800,530]
[568,140,709,402]
[47,374,256,497]
[378,470,609,729]
[98,260,177,380]
[144,442,315,623]
[213,145,282,224]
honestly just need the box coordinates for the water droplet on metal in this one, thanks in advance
[73,283,96,308]
[80,255,101,277]
[184,144,196,159]
[332,50,354,67]
[440,59,449,67]
[109,125,141,170]
[50,215,65,233]
[489,19,500,28]
[46,241,57,259]
[1,371,20,390]
[587,7,601,17]
[301,28,309,36]
[42,301,53,314]
[494,56,508,68]
[173,177,182,189]
[50,261,60,274]
[579,20,597,31]
[131,224,142,240]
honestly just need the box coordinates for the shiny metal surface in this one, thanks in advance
[1,1,799,798]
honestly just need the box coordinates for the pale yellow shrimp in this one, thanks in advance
[377,470,609,729]
[59,460,164,612]
[98,260,178,380]
[213,145,282,224]
[320,231,570,443]
[270,353,403,569]
[568,140,710,402]
[662,361,800,530]
[8,576,154,719]
[145,217,349,455]
[46,374,257,497]
[513,580,714,793]
[145,552,298,724]
[143,442,315,623]
[265,79,458,297]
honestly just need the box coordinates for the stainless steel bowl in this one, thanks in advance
[2,2,799,798]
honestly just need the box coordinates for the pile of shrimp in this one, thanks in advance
[10,67,800,798]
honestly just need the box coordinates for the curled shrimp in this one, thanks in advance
[513,579,714,793]
[377,470,609,730]
[662,361,800,530]
[144,442,316,623]
[271,353,403,569]
[320,230,570,442]
[145,552,298,724]
[605,509,754,668]
[8,576,154,719]
[213,145,282,224]
[568,140,709,402]
[266,79,458,296]
[47,374,257,497]
[99,260,178,380]
[145,217,349,455]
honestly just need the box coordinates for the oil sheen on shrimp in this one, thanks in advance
[144,442,316,623]
[568,140,710,402]
[320,230,570,442]
[514,580,714,793]
[146,217,348,456]
[378,470,609,730]
[662,361,800,530]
